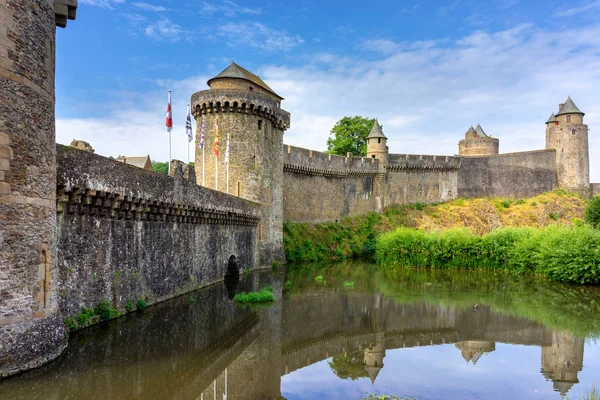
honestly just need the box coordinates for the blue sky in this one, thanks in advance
[56,0,600,180]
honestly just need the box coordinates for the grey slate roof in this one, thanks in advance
[475,124,489,138]
[556,96,584,116]
[367,119,387,139]
[467,125,477,133]
[207,62,283,99]
[546,113,557,124]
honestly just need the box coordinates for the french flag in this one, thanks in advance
[166,91,173,132]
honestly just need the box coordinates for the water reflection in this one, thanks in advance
[0,265,598,400]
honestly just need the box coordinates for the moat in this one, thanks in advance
[1,264,600,400]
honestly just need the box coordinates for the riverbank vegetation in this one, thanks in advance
[234,286,275,304]
[376,224,600,284]
[284,189,588,264]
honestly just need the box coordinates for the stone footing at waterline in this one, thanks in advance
[0,311,67,378]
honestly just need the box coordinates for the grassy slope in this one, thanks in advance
[284,190,587,263]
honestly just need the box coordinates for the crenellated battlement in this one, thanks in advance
[283,145,380,178]
[387,154,461,172]
[191,89,291,130]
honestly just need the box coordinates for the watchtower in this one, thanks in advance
[545,97,590,195]
[366,119,388,168]
[0,0,77,377]
[458,124,499,156]
[191,62,291,266]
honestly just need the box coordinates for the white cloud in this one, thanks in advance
[200,1,262,17]
[554,1,600,17]
[215,22,304,52]
[57,23,600,181]
[79,0,125,9]
[132,2,168,12]
[144,18,190,42]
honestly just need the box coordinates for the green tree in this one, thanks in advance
[327,350,368,380]
[326,116,375,156]
[152,161,169,175]
[585,196,600,229]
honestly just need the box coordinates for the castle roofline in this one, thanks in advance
[546,113,557,124]
[367,119,387,139]
[467,125,476,133]
[207,62,283,100]
[556,96,584,117]
[475,124,489,138]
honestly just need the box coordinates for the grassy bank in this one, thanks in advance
[284,190,587,264]
[376,224,600,284]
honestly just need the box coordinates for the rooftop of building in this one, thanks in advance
[367,119,387,139]
[556,96,584,117]
[207,62,283,100]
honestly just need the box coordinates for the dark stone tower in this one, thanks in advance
[0,0,77,377]
[545,97,590,196]
[191,63,290,267]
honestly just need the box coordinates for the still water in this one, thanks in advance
[1,263,600,400]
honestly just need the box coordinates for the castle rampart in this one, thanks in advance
[458,149,557,198]
[55,145,260,318]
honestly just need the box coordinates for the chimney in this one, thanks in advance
[559,103,564,110]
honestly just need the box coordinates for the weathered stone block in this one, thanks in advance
[0,146,12,159]
[0,182,10,195]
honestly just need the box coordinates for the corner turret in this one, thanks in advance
[545,97,590,195]
[366,119,388,167]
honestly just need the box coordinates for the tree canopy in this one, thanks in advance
[326,116,376,157]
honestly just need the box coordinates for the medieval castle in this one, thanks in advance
[0,0,597,379]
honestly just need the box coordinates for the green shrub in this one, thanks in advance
[136,298,147,311]
[585,196,600,229]
[530,201,537,206]
[377,225,600,284]
[125,300,134,312]
[272,261,280,271]
[548,212,561,221]
[234,287,275,304]
[189,295,196,303]
[94,300,121,321]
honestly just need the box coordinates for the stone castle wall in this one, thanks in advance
[55,145,261,319]
[458,149,558,198]
[282,145,380,223]
[592,183,600,197]
[458,137,500,156]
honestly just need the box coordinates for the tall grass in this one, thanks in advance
[376,225,600,284]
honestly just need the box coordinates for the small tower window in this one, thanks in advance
[566,115,572,123]
[572,129,576,135]
[258,120,263,130]
[372,155,376,158]
[378,138,381,144]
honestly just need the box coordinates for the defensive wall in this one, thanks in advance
[457,149,558,198]
[282,145,461,223]
[54,145,261,319]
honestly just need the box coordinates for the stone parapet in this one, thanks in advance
[387,154,461,172]
[191,89,290,130]
[283,145,380,178]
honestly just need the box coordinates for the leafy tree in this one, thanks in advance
[327,116,375,157]
[152,161,169,175]
[327,350,368,380]
[585,196,600,229]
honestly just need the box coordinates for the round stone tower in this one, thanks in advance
[191,62,290,267]
[458,124,499,156]
[545,97,590,195]
[0,0,77,377]
[366,119,388,167]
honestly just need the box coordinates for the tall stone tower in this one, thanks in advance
[191,62,290,267]
[541,331,584,397]
[0,0,77,377]
[458,124,499,156]
[366,119,388,167]
[545,97,590,195]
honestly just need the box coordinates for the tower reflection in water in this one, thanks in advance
[0,271,587,400]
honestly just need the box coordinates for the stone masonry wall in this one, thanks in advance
[55,145,261,318]
[458,149,558,198]
[282,145,380,223]
[385,154,460,206]
[592,183,600,197]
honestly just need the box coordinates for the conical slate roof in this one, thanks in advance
[475,124,489,138]
[365,365,382,384]
[467,125,477,133]
[207,62,283,99]
[546,113,557,124]
[367,119,387,139]
[556,96,584,116]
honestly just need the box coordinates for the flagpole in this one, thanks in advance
[168,91,172,170]
[215,155,218,190]
[202,147,205,186]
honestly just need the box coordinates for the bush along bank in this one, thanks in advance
[376,225,600,284]
[283,190,587,264]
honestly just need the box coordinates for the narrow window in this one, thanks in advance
[237,181,241,197]
[378,138,381,144]
[555,121,559,126]
[372,155,376,158]
[572,129,577,135]
[566,115,572,123]
[258,120,262,130]
[249,86,254,91]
